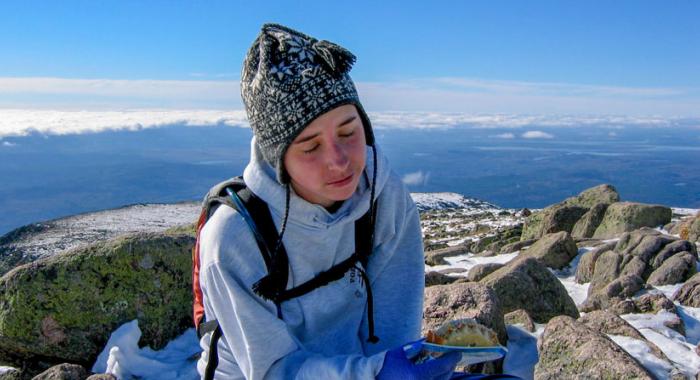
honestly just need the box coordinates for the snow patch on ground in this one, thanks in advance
[426,252,519,275]
[411,192,502,213]
[92,320,200,380]
[608,334,674,379]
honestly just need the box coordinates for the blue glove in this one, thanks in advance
[377,340,462,380]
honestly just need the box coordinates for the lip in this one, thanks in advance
[327,174,353,187]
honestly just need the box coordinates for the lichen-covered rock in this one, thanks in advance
[424,244,469,266]
[633,293,677,314]
[673,272,700,307]
[581,274,645,312]
[425,271,459,287]
[471,225,522,256]
[499,239,535,255]
[574,241,616,284]
[535,316,654,380]
[0,232,194,368]
[578,310,669,362]
[465,263,504,282]
[571,203,609,239]
[521,204,588,241]
[86,375,117,380]
[562,184,620,209]
[520,231,578,270]
[504,309,535,332]
[689,216,700,243]
[593,202,672,239]
[650,240,697,270]
[31,363,88,380]
[588,250,623,295]
[480,257,579,323]
[647,251,696,286]
[422,282,507,345]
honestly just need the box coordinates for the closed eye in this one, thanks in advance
[303,144,319,154]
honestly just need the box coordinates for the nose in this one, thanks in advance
[326,140,349,171]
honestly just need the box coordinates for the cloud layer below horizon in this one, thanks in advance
[0,108,698,139]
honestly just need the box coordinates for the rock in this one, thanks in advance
[425,271,459,287]
[480,257,579,323]
[619,256,647,279]
[471,225,522,256]
[31,363,88,380]
[672,272,700,307]
[588,250,623,295]
[520,208,532,217]
[504,309,535,332]
[535,316,654,379]
[647,251,696,286]
[609,299,637,315]
[422,283,507,345]
[689,216,700,243]
[520,231,578,270]
[424,244,469,266]
[593,202,672,239]
[0,367,21,380]
[86,375,117,380]
[465,263,504,282]
[578,310,668,361]
[581,274,645,312]
[571,203,609,239]
[650,240,697,270]
[633,293,677,314]
[0,232,194,368]
[574,241,616,284]
[562,184,620,209]
[521,204,588,241]
[498,239,535,255]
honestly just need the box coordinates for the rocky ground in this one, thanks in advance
[1,184,700,379]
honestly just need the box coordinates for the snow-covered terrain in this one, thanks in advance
[411,192,502,213]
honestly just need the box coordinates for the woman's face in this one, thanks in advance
[284,104,367,208]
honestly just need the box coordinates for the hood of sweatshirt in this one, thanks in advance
[243,137,390,231]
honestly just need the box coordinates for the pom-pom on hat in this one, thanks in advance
[241,23,375,183]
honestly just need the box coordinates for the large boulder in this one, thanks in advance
[581,274,645,312]
[520,204,588,241]
[588,250,624,295]
[562,184,620,209]
[424,244,469,266]
[689,216,700,243]
[422,282,507,345]
[465,263,504,282]
[578,310,668,361]
[535,316,654,379]
[480,257,579,323]
[593,202,672,239]
[673,272,700,307]
[646,251,696,286]
[521,184,619,242]
[519,232,578,270]
[574,241,616,284]
[0,232,194,369]
[504,309,535,333]
[471,225,523,256]
[571,203,609,239]
[425,271,460,287]
[649,240,697,271]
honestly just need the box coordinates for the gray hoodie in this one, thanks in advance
[196,138,424,379]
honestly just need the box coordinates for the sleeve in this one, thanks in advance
[361,187,425,356]
[198,208,386,380]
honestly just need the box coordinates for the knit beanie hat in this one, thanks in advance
[241,23,375,183]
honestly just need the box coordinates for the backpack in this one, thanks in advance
[192,176,378,379]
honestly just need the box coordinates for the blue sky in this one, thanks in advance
[1,0,699,116]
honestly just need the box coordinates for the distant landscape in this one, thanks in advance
[1,121,699,235]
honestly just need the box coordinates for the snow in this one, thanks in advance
[0,367,16,375]
[92,320,200,380]
[550,247,592,307]
[426,252,519,275]
[608,334,675,379]
[410,192,501,213]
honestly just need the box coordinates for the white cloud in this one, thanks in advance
[402,171,429,186]
[608,131,618,137]
[493,133,515,139]
[1,141,16,147]
[0,109,249,138]
[522,131,554,139]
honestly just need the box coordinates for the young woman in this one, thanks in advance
[195,23,461,379]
